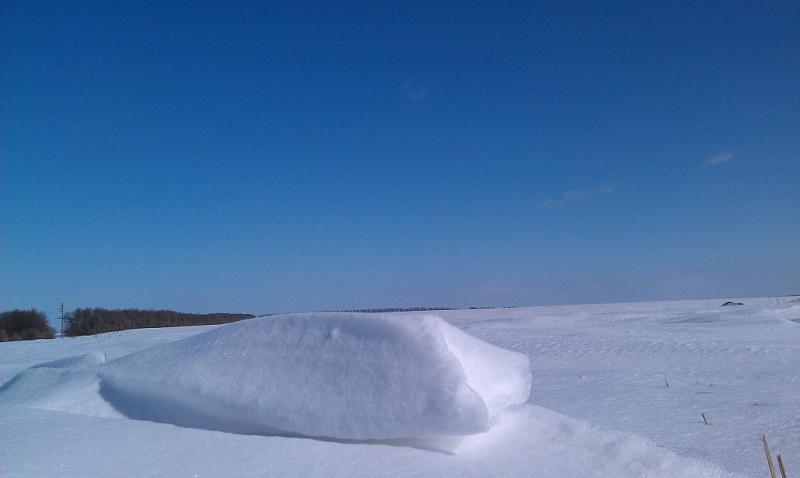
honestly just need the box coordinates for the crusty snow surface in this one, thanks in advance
[2,297,799,477]
[99,313,532,440]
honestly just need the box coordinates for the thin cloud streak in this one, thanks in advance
[538,189,588,209]
[597,182,618,195]
[401,80,427,102]
[704,151,734,166]
[538,182,618,209]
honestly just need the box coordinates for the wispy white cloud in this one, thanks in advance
[401,80,427,102]
[538,189,588,209]
[704,151,734,167]
[538,182,619,209]
[597,182,618,195]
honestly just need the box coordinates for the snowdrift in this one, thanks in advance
[98,313,531,440]
[0,351,120,417]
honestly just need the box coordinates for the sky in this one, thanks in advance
[2,1,798,316]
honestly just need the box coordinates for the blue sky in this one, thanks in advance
[2,1,798,315]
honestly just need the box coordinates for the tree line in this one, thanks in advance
[0,309,55,341]
[0,308,254,341]
[64,308,254,336]
[335,307,454,313]
[1,305,520,342]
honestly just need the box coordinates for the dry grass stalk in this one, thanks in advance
[701,413,708,426]
[763,434,777,478]
[777,454,788,478]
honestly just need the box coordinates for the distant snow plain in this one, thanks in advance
[1,297,798,477]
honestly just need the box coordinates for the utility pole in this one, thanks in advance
[60,303,65,337]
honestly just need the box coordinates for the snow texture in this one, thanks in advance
[98,313,532,440]
[0,351,120,418]
[0,403,735,478]
[2,297,798,477]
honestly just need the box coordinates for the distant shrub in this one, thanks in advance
[0,309,55,342]
[64,308,254,336]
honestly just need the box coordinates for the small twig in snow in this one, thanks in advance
[777,454,788,478]
[763,435,777,478]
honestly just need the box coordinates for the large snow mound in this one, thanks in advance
[98,313,531,440]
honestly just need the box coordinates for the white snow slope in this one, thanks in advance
[98,313,531,440]
[2,297,798,477]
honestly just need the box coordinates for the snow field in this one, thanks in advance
[0,401,735,478]
[2,297,798,476]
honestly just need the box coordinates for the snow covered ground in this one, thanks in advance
[2,297,798,477]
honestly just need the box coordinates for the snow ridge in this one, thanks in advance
[97,313,531,440]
